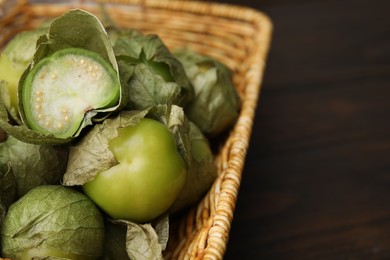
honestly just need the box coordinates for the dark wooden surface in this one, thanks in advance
[214,0,390,259]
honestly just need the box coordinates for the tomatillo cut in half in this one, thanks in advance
[82,118,187,223]
[21,48,120,139]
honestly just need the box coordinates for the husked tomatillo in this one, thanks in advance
[83,118,187,223]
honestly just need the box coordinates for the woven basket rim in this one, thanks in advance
[0,1,272,259]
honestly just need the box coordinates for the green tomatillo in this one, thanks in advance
[1,185,105,260]
[173,48,240,136]
[63,108,189,224]
[21,48,120,139]
[0,28,47,121]
[112,30,194,111]
[82,118,186,223]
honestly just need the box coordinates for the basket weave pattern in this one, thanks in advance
[0,0,272,259]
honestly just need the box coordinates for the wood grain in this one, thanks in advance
[221,0,390,259]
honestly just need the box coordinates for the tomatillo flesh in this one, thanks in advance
[21,48,120,139]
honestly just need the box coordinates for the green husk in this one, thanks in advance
[0,135,69,198]
[63,104,190,186]
[170,121,217,213]
[112,30,194,110]
[102,214,168,260]
[1,185,105,259]
[62,109,149,186]
[124,216,168,260]
[0,162,16,238]
[174,48,240,136]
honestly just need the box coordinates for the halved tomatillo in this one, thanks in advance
[21,48,120,139]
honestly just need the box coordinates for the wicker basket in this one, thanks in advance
[0,0,272,259]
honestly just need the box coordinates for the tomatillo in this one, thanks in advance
[0,28,46,120]
[21,48,120,139]
[82,118,187,223]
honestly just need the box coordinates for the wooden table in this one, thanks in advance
[217,0,390,259]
